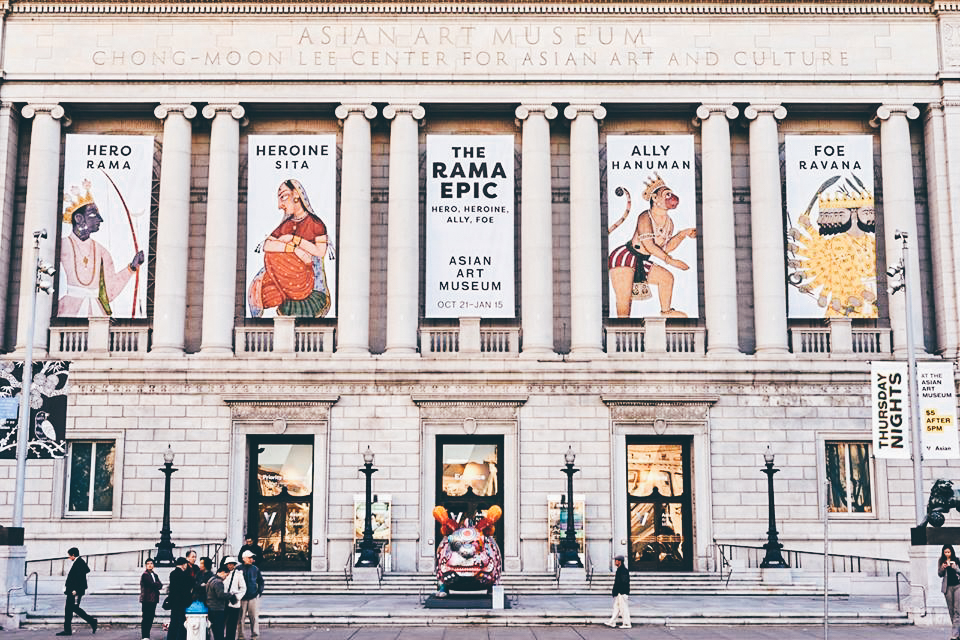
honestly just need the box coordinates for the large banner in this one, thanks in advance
[871,361,910,459]
[425,134,515,318]
[919,362,960,459]
[0,361,70,459]
[606,135,698,318]
[246,135,337,318]
[785,135,877,318]
[59,135,153,318]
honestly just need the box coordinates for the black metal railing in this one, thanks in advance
[25,540,226,577]
[715,542,908,577]
[713,538,732,587]
[896,570,927,616]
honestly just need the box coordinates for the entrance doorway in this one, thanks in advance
[626,437,693,571]
[435,435,504,553]
[248,436,314,571]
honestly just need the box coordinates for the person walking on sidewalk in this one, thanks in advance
[604,554,631,629]
[222,556,246,640]
[57,547,98,636]
[237,550,264,639]
[939,544,960,640]
[205,567,230,640]
[139,558,163,640]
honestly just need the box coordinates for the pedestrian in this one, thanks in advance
[237,550,264,640]
[939,544,960,640]
[57,546,98,636]
[604,554,631,629]
[167,557,193,640]
[195,557,215,603]
[221,556,246,640]
[205,566,230,640]
[139,557,163,640]
[185,550,200,583]
[237,535,263,565]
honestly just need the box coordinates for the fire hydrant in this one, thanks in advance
[184,600,209,640]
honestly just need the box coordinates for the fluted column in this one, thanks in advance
[745,104,789,356]
[0,104,21,348]
[939,95,960,358]
[151,104,196,354]
[16,104,67,354]
[876,104,924,355]
[696,104,741,355]
[199,103,244,355]
[564,104,606,358]
[383,103,424,356]
[516,104,558,357]
[334,103,377,356]
[923,102,959,358]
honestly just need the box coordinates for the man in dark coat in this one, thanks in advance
[237,535,263,565]
[166,557,193,640]
[57,547,98,636]
[604,554,631,629]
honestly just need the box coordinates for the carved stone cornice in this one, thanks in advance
[224,394,340,420]
[8,1,938,17]
[412,394,528,421]
[601,394,718,423]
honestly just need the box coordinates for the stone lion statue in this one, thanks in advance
[923,479,960,528]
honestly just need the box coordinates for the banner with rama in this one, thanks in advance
[606,135,698,319]
[246,135,338,319]
[784,135,877,318]
[425,134,515,318]
[59,135,153,319]
[0,361,70,460]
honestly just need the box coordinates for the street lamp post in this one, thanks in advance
[154,445,177,566]
[887,230,925,525]
[557,446,583,568]
[12,229,56,530]
[355,446,380,568]
[760,445,789,569]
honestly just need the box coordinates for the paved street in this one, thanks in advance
[0,625,954,639]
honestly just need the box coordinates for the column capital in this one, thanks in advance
[563,104,606,121]
[21,103,67,120]
[876,104,920,121]
[335,103,378,120]
[696,104,739,121]
[201,104,245,120]
[744,104,787,120]
[383,103,425,120]
[516,104,558,120]
[155,104,198,120]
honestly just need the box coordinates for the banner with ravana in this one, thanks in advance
[0,361,70,459]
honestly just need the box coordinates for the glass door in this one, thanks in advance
[626,437,693,571]
[248,437,314,571]
[435,435,504,553]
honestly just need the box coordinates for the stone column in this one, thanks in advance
[16,104,67,354]
[334,103,377,356]
[0,104,20,348]
[876,104,924,355]
[744,104,789,356]
[564,104,606,358]
[199,104,244,355]
[151,104,196,354]
[383,103,424,357]
[516,104,558,357]
[696,104,741,355]
[935,98,960,359]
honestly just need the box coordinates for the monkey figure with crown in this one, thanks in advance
[607,172,697,319]
[431,505,503,597]
[59,179,145,317]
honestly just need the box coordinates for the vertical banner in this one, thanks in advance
[246,135,337,318]
[425,134,515,318]
[0,361,70,459]
[784,135,877,318]
[547,494,585,557]
[871,361,910,459]
[918,362,960,459]
[59,135,153,318]
[606,135,698,318]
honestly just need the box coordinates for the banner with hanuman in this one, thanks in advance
[784,135,878,319]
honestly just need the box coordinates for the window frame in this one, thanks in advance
[62,436,121,519]
[819,435,879,520]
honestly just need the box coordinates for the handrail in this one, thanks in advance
[25,571,38,611]
[585,549,595,587]
[713,538,732,587]
[895,571,927,617]
[376,560,384,588]
[714,542,908,577]
[25,540,226,576]
[5,586,22,617]
[343,551,353,587]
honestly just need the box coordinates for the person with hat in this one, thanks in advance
[166,557,194,640]
[237,550,264,640]
[604,555,632,629]
[220,556,246,640]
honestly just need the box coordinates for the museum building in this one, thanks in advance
[0,0,959,584]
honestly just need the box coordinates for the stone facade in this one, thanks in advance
[0,0,957,586]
